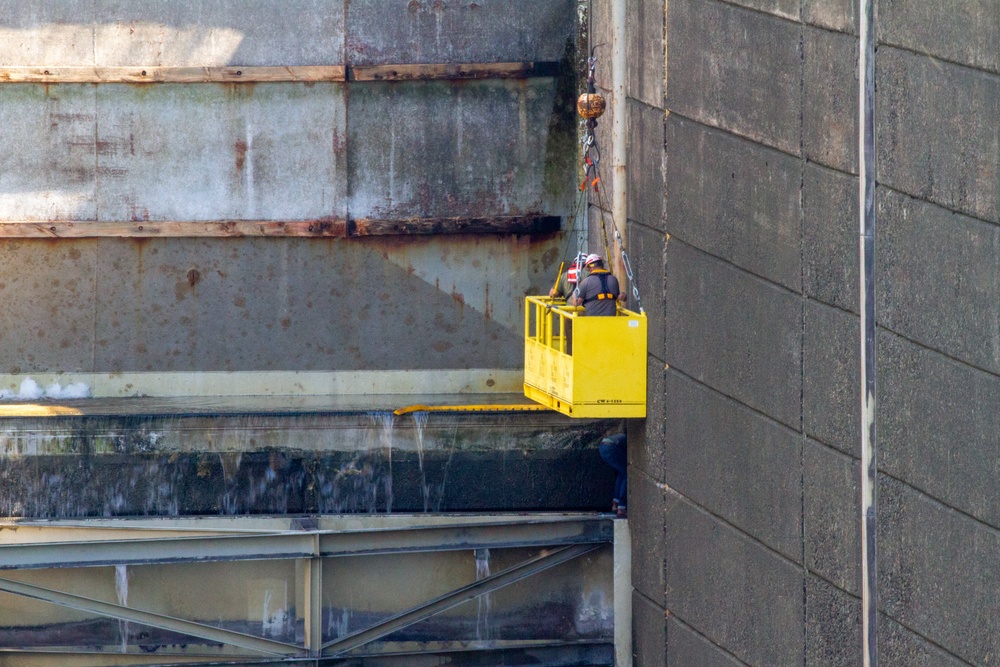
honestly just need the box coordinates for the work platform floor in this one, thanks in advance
[0,393,544,418]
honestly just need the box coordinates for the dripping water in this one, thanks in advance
[115,565,129,652]
[412,411,430,512]
[474,548,493,642]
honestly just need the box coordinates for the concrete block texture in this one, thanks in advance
[878,330,1000,530]
[665,114,801,291]
[714,0,798,21]
[878,0,1000,75]
[877,188,1000,377]
[627,0,666,108]
[664,490,805,666]
[880,614,976,667]
[802,162,859,313]
[95,0,345,66]
[803,300,859,456]
[802,0,856,34]
[664,241,802,430]
[877,46,1000,225]
[803,438,859,593]
[627,100,666,233]
[626,220,666,357]
[666,617,750,667]
[630,468,666,605]
[803,26,858,173]
[0,240,99,374]
[663,370,803,562]
[96,83,345,222]
[632,356,667,481]
[348,78,575,220]
[346,0,576,65]
[805,576,860,667]
[0,85,98,221]
[879,474,1000,666]
[0,234,566,375]
[0,0,345,67]
[668,0,802,155]
[633,591,666,667]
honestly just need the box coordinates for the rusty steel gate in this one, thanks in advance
[0,513,619,666]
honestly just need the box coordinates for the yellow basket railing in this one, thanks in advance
[523,296,646,418]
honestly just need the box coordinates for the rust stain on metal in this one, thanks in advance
[186,268,201,288]
[234,140,248,171]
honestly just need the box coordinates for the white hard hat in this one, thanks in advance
[584,253,603,267]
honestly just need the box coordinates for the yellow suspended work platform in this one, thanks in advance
[523,296,647,418]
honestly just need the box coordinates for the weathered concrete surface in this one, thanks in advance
[664,370,802,562]
[878,188,1000,376]
[631,356,666,481]
[626,0,665,108]
[0,85,98,221]
[0,0,579,390]
[0,409,619,517]
[803,300,859,456]
[629,467,665,605]
[879,475,1000,666]
[803,25,858,173]
[625,219,666,356]
[632,590,666,667]
[802,162,858,313]
[346,0,576,66]
[0,0,346,67]
[880,614,975,667]
[664,241,802,430]
[666,616,749,667]
[878,0,1000,75]
[878,46,1000,225]
[627,100,665,233]
[618,0,1000,665]
[802,0,855,33]
[879,330,1000,529]
[806,575,860,667]
[347,78,575,220]
[803,438,859,594]
[0,235,563,375]
[666,114,801,291]
[97,83,346,222]
[668,0,802,155]
[664,491,804,667]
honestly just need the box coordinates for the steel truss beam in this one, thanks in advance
[0,515,615,665]
[0,517,612,570]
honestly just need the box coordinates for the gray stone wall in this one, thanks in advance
[609,0,1000,665]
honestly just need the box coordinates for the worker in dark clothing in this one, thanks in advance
[570,254,623,315]
[599,433,627,518]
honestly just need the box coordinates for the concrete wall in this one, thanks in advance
[0,0,580,395]
[603,0,1000,665]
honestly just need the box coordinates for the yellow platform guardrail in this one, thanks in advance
[523,296,646,418]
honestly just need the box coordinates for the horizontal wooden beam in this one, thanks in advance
[0,61,560,84]
[349,61,560,82]
[350,215,561,236]
[0,220,348,238]
[0,216,560,238]
[0,65,346,83]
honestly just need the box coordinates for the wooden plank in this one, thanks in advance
[349,61,560,82]
[0,62,560,84]
[0,217,560,238]
[0,220,349,238]
[350,216,561,236]
[0,66,346,84]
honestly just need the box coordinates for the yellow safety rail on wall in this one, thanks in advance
[523,296,646,418]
